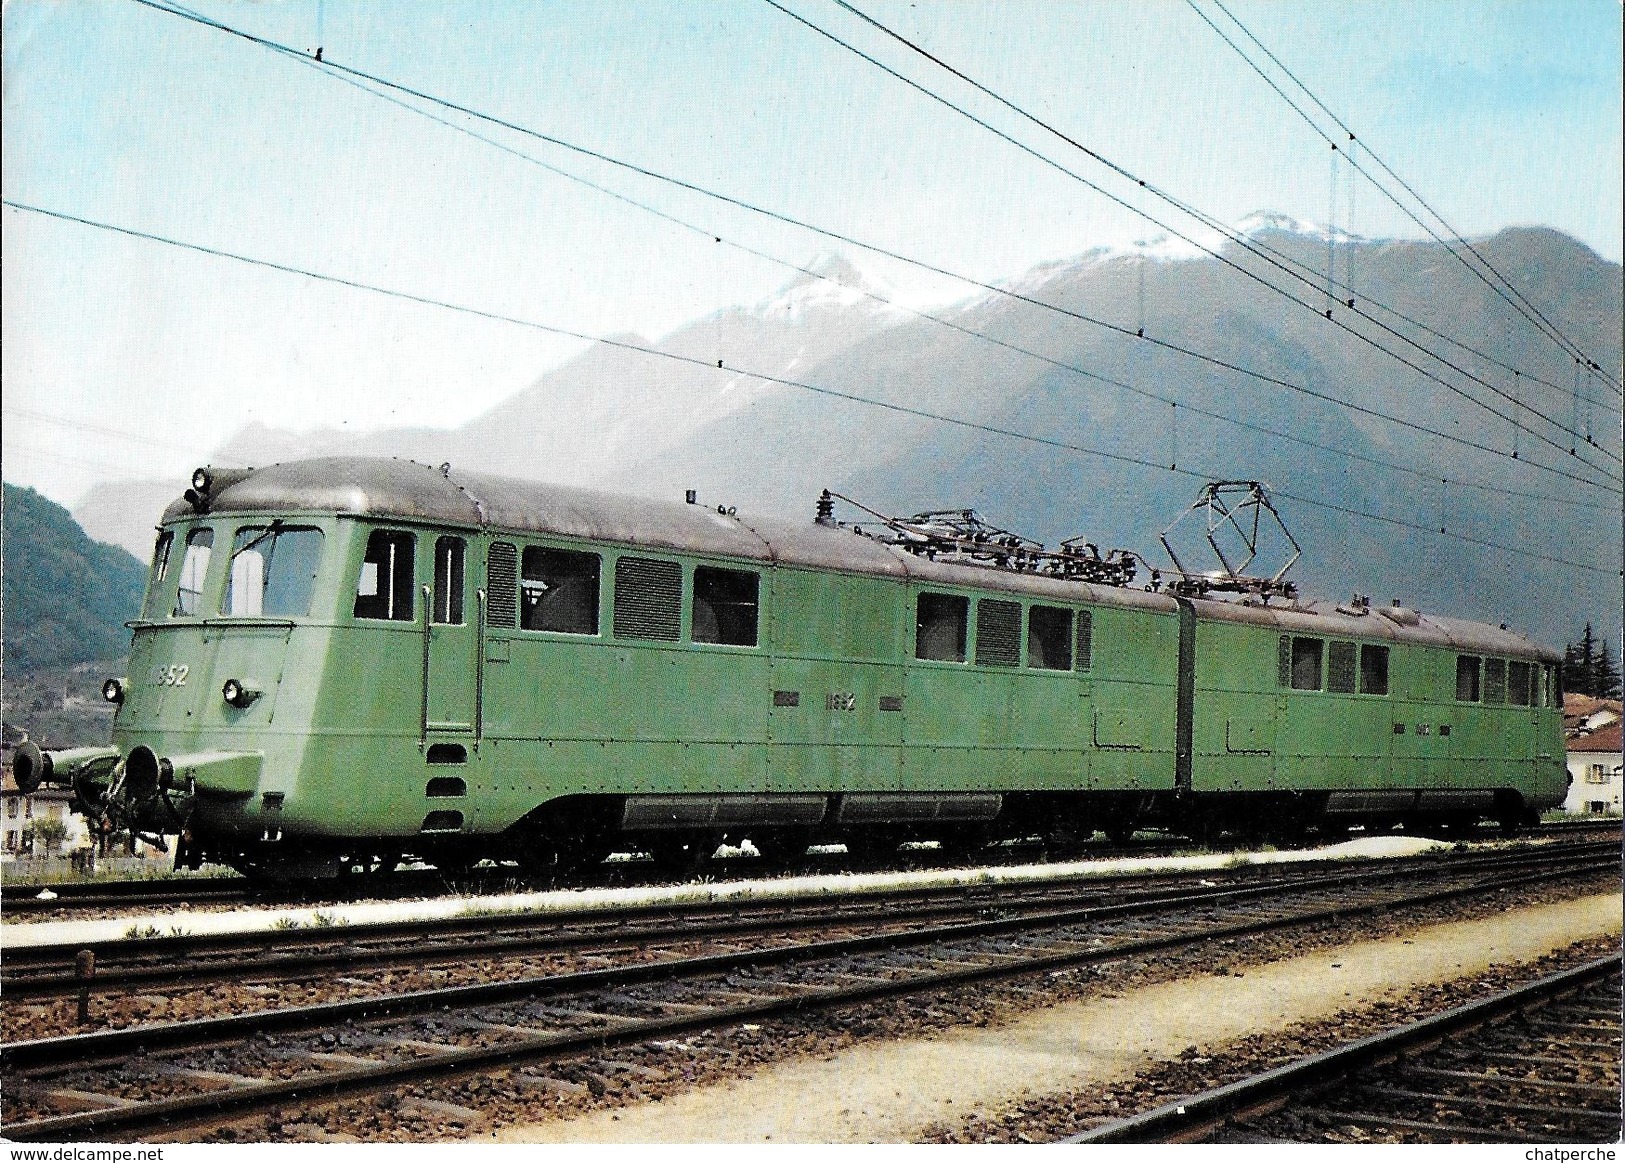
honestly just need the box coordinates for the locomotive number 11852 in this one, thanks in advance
[151,664,190,687]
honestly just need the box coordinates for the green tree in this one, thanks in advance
[28,815,70,856]
[1563,623,1623,699]
[20,818,69,851]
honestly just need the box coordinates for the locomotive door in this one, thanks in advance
[424,535,478,733]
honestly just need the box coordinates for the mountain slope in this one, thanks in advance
[3,484,146,670]
[71,224,1623,647]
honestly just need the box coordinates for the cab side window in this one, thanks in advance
[354,530,415,621]
[144,531,174,619]
[434,537,466,625]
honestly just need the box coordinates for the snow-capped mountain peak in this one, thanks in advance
[1237,210,1363,244]
[753,252,902,319]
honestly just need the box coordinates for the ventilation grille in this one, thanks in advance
[1278,635,1292,688]
[974,599,1021,667]
[614,557,683,641]
[1328,641,1357,693]
[487,541,517,628]
[1076,609,1094,672]
[1484,657,1507,704]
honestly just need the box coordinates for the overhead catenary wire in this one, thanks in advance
[823,0,1621,423]
[111,0,1625,497]
[792,0,1620,479]
[3,406,218,460]
[193,33,1621,518]
[1187,0,1623,399]
[7,197,1620,581]
[860,0,1615,417]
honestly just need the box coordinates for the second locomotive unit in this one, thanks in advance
[12,457,1567,879]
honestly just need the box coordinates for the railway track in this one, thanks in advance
[2,839,1615,1142]
[0,836,1196,917]
[3,819,1611,917]
[5,841,1611,1002]
[1068,954,1622,1144]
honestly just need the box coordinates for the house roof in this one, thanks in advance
[1564,693,1622,716]
[1569,724,1623,755]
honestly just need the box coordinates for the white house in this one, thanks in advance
[1565,724,1623,817]
[1,772,89,858]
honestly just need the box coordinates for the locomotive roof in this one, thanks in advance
[165,457,1556,662]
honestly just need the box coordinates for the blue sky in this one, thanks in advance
[3,0,1620,510]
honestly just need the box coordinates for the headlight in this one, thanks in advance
[102,678,125,705]
[191,467,213,493]
[221,679,262,709]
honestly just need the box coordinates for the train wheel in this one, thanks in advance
[647,834,716,874]
[514,841,560,879]
[1443,815,1478,840]
[1318,821,1351,844]
[751,830,810,866]
[1266,819,1308,847]
[433,853,479,877]
[1104,824,1136,847]
[938,827,989,861]
[555,839,613,875]
[845,829,899,861]
[1043,823,1090,860]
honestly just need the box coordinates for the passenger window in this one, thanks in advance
[915,593,968,662]
[1456,655,1481,702]
[173,528,214,616]
[693,567,759,646]
[522,547,601,635]
[1507,660,1532,707]
[974,599,1021,667]
[1027,606,1073,671]
[1327,641,1357,693]
[144,531,174,618]
[433,537,466,625]
[353,529,415,621]
[1483,657,1506,704]
[1290,636,1323,691]
[224,526,324,617]
[1359,644,1389,696]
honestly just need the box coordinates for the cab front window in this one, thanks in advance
[223,525,325,617]
[173,528,214,616]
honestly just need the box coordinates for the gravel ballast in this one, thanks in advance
[479,890,1622,1144]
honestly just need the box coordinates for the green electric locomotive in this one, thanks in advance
[10,458,1567,879]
